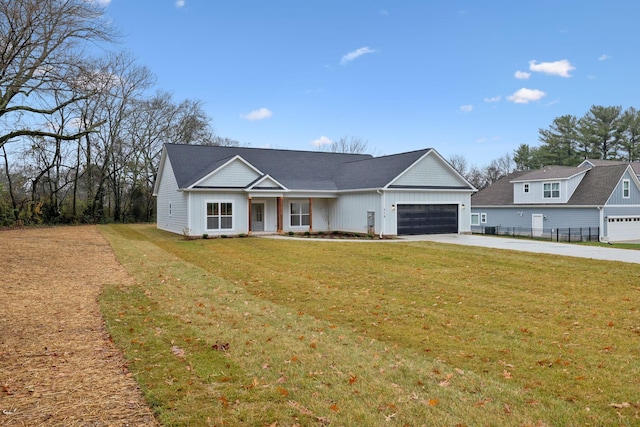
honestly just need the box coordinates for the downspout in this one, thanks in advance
[187,191,192,236]
[377,189,385,238]
[598,206,604,242]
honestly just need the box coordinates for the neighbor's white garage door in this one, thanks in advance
[607,217,640,242]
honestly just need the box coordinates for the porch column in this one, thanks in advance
[277,197,283,234]
[248,196,252,235]
[308,197,313,232]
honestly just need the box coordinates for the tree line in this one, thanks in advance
[451,104,640,189]
[0,0,237,226]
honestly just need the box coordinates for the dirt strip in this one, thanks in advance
[0,226,158,426]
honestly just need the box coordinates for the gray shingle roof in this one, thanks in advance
[567,164,628,205]
[471,170,530,206]
[163,144,470,191]
[511,166,585,181]
[472,165,629,206]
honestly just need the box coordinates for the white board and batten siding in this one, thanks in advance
[392,153,469,188]
[188,192,249,236]
[333,192,381,234]
[156,157,189,235]
[197,158,260,188]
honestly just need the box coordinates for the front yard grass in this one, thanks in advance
[99,224,640,426]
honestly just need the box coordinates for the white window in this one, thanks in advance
[622,179,630,198]
[543,182,560,199]
[523,183,529,193]
[206,202,233,230]
[290,202,310,227]
[480,213,487,223]
[471,213,480,226]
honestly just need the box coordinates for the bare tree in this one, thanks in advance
[448,154,468,176]
[0,0,113,150]
[322,136,369,154]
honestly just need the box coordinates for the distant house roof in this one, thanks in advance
[511,166,586,182]
[162,144,474,192]
[472,164,630,206]
[471,170,530,206]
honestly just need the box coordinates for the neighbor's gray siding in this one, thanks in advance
[392,154,468,187]
[470,207,599,232]
[606,170,640,205]
[513,177,584,204]
[198,159,260,187]
[156,157,189,235]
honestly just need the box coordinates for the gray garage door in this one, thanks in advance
[397,204,458,235]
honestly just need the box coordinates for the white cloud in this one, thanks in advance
[460,104,473,112]
[507,88,546,104]
[514,70,531,80]
[89,0,111,6]
[341,47,376,65]
[598,54,611,61]
[310,136,333,147]
[379,9,389,16]
[528,59,575,77]
[484,96,501,103]
[241,108,273,121]
[175,0,185,7]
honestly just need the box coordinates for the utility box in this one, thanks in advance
[367,211,375,234]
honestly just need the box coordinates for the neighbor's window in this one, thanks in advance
[523,183,530,193]
[622,179,630,198]
[169,202,172,216]
[471,213,480,226]
[543,182,560,199]
[480,213,487,223]
[206,202,233,230]
[290,202,310,226]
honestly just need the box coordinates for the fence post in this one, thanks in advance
[580,228,583,242]
[556,228,559,242]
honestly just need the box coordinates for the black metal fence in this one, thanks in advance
[481,226,600,242]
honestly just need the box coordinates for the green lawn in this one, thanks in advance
[99,224,640,426]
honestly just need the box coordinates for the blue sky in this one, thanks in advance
[102,1,640,166]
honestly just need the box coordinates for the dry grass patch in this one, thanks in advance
[100,224,640,426]
[0,226,158,426]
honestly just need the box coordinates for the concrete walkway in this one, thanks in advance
[263,233,640,264]
[406,234,640,264]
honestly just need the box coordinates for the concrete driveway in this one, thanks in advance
[404,234,640,264]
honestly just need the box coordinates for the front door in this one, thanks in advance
[532,214,543,237]
[251,203,265,232]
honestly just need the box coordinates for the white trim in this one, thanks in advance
[471,213,480,226]
[204,199,235,232]
[543,182,560,199]
[480,212,487,224]
[622,179,630,198]
[246,174,288,191]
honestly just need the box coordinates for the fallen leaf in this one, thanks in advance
[348,375,357,384]
[171,346,185,359]
[329,403,339,412]
[610,402,630,409]
[428,398,439,406]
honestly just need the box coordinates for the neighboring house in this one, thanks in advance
[153,144,476,237]
[471,160,640,242]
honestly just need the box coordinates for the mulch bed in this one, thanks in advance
[0,226,158,426]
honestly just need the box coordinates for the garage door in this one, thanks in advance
[607,217,640,242]
[397,204,458,235]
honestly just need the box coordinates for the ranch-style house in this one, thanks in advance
[153,144,476,237]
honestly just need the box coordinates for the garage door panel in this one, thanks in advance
[397,204,458,235]
[607,217,640,242]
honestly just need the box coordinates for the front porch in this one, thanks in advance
[246,196,334,235]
